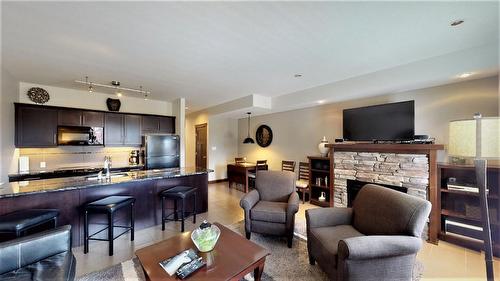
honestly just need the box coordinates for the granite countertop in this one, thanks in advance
[8,164,145,177]
[0,167,212,198]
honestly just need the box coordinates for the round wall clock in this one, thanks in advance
[256,125,273,147]
[27,87,50,104]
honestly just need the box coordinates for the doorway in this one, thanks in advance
[195,123,207,169]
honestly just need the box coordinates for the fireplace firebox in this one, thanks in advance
[347,179,407,207]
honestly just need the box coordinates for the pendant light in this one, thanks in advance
[243,112,255,144]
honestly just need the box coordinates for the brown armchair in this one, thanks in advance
[306,184,431,281]
[240,170,299,248]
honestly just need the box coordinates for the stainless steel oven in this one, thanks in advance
[57,126,104,146]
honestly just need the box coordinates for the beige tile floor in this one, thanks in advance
[75,182,499,280]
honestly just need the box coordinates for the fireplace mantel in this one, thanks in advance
[326,143,444,153]
[327,142,445,244]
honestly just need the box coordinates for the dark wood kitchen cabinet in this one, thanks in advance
[105,113,142,146]
[104,113,124,146]
[141,115,159,132]
[58,109,82,126]
[14,103,174,147]
[124,114,142,145]
[142,115,175,134]
[15,105,58,147]
[58,110,103,127]
[82,111,104,127]
[159,116,175,133]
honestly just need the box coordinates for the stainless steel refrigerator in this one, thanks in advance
[143,134,180,169]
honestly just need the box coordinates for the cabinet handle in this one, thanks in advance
[54,133,57,144]
[82,115,85,125]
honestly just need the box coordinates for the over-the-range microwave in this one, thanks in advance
[57,126,104,146]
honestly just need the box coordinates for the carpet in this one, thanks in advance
[77,221,423,281]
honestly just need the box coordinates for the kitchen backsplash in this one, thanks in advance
[17,146,140,173]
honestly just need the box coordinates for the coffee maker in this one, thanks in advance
[129,150,140,165]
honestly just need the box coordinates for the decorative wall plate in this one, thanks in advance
[27,87,50,104]
[256,125,273,147]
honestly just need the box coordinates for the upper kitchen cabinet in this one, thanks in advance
[82,111,104,127]
[124,114,142,146]
[104,113,124,146]
[141,115,175,134]
[15,104,58,147]
[14,103,174,147]
[159,116,175,133]
[105,113,142,146]
[58,109,104,127]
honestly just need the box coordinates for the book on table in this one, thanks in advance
[159,248,206,279]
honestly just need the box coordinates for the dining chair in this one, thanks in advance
[248,160,268,188]
[282,160,296,172]
[296,162,310,204]
[235,157,246,164]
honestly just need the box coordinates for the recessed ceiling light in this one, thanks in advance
[116,92,123,97]
[317,100,325,104]
[450,20,464,27]
[294,74,302,78]
[458,72,473,78]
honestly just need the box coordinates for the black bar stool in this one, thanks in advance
[160,186,198,232]
[0,209,59,241]
[83,195,135,256]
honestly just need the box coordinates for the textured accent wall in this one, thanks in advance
[333,151,429,206]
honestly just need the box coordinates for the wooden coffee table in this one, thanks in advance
[135,222,270,281]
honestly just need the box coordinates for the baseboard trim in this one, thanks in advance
[208,178,228,184]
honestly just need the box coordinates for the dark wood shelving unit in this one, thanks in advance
[308,156,333,207]
[437,163,500,257]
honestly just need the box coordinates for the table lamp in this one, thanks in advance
[448,114,499,281]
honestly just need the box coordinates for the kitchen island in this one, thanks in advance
[0,167,211,246]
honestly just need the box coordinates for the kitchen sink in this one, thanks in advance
[86,173,128,181]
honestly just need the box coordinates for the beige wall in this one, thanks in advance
[0,68,20,182]
[19,82,173,116]
[238,76,499,171]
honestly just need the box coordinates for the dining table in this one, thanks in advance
[227,162,267,193]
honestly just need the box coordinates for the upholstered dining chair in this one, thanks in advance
[240,170,299,248]
[295,162,310,204]
[281,160,296,172]
[248,160,268,189]
[306,184,431,281]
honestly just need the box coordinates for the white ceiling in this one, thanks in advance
[2,1,498,112]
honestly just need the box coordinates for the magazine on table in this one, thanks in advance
[159,248,206,279]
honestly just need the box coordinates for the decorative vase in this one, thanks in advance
[319,192,326,201]
[106,98,121,111]
[191,220,220,252]
[318,136,329,157]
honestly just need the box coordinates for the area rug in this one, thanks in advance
[78,221,423,281]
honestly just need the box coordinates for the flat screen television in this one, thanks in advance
[343,100,415,141]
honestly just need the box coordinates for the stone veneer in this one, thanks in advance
[333,152,429,207]
[333,151,430,239]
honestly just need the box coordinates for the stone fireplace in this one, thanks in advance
[332,150,432,239]
[334,152,429,206]
[327,143,444,243]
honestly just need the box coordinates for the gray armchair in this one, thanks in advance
[240,170,299,248]
[306,184,431,281]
